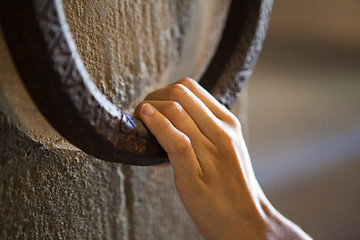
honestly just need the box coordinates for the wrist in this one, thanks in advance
[258,197,312,240]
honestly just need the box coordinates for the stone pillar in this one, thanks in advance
[0,0,246,239]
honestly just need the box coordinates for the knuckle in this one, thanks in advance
[157,118,172,132]
[168,101,182,112]
[227,114,242,129]
[235,119,242,130]
[179,77,196,87]
[163,101,183,118]
[174,134,192,154]
[218,110,242,130]
[168,83,188,98]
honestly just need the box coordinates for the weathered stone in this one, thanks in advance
[0,111,128,239]
[0,0,234,239]
[63,0,230,112]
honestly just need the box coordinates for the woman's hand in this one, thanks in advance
[136,78,311,240]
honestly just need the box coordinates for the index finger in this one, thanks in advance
[138,103,202,179]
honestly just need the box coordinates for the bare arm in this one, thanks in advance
[136,78,312,240]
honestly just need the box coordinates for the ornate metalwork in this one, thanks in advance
[0,0,272,165]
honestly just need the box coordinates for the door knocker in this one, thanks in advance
[0,0,272,165]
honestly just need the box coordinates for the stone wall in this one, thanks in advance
[0,1,241,239]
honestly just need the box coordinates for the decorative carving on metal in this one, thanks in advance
[0,0,272,165]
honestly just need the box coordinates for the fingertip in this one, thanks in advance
[140,103,155,116]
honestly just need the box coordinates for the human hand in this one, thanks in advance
[136,78,311,240]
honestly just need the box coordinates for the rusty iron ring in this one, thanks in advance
[0,0,272,165]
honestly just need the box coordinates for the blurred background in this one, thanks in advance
[247,0,360,239]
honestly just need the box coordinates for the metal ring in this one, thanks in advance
[0,0,272,165]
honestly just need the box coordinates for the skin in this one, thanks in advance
[136,78,312,240]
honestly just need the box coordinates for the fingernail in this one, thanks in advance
[140,103,155,116]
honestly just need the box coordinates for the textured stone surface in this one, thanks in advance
[63,0,230,112]
[0,119,127,239]
[0,0,234,239]
[123,166,202,240]
[0,31,128,239]
[63,0,189,111]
